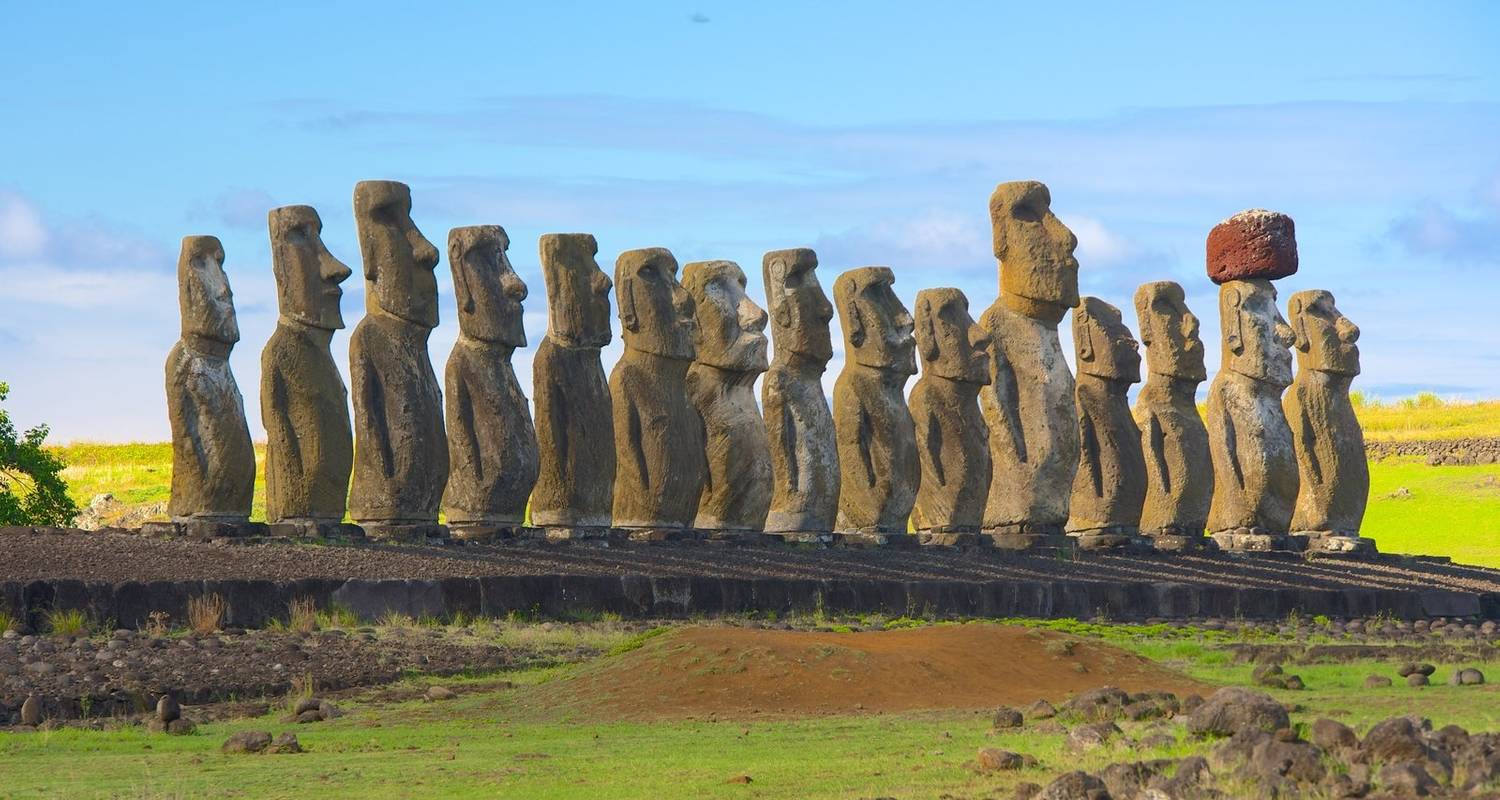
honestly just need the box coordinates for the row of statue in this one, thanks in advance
[158,179,1370,554]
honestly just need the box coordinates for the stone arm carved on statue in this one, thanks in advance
[775,399,800,493]
[262,364,303,487]
[1297,397,1327,488]
[451,375,484,485]
[1076,407,1103,501]
[1139,410,1173,498]
[352,350,397,481]
[168,357,210,485]
[916,398,947,488]
[985,345,1026,466]
[539,366,571,473]
[842,398,893,498]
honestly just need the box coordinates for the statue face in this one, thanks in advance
[834,266,916,375]
[450,225,527,347]
[916,288,991,385]
[1220,279,1295,387]
[990,180,1080,324]
[763,248,834,363]
[1074,296,1140,383]
[683,260,768,373]
[1289,289,1360,376]
[269,205,351,331]
[540,233,612,348]
[1132,281,1206,382]
[178,235,238,345]
[353,180,440,329]
[616,247,695,361]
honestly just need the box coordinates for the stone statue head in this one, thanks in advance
[353,180,440,329]
[683,260,768,373]
[616,247,696,361]
[177,235,238,347]
[763,248,834,363]
[915,288,991,385]
[833,267,916,375]
[1288,289,1360,377]
[449,225,527,347]
[1219,279,1294,387]
[539,233,612,348]
[1074,296,1141,383]
[269,205,352,331]
[1133,281,1206,382]
[990,180,1080,324]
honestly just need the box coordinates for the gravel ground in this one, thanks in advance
[2,528,1498,593]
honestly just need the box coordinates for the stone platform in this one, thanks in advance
[2,527,1497,629]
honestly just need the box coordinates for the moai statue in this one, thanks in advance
[1205,209,1300,551]
[348,180,449,542]
[684,260,772,535]
[531,233,616,538]
[1067,297,1148,550]
[156,235,262,538]
[832,267,919,542]
[610,247,706,536]
[442,225,538,541]
[910,288,992,543]
[1131,281,1212,550]
[260,205,358,538]
[761,248,839,539]
[1285,290,1372,553]
[978,181,1080,549]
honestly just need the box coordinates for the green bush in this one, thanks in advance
[0,381,78,526]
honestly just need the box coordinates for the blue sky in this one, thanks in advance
[2,1,1498,441]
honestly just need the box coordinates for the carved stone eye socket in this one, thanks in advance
[1011,203,1041,223]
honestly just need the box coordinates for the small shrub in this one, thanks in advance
[145,610,172,637]
[378,611,416,629]
[187,593,226,635]
[287,597,318,634]
[0,608,17,633]
[0,381,79,526]
[46,608,90,637]
[316,603,359,630]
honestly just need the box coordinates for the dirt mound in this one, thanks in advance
[538,624,1213,720]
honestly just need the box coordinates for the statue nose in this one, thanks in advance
[502,272,528,301]
[1339,318,1360,343]
[743,301,768,332]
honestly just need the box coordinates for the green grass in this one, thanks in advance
[1364,456,1500,566]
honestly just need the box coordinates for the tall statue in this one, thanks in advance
[610,247,706,536]
[1131,281,1212,550]
[978,180,1080,549]
[684,260,771,535]
[761,248,839,539]
[160,235,259,537]
[531,233,616,537]
[1285,289,1372,553]
[442,225,538,541]
[910,288,992,542]
[1067,297,1147,550]
[261,205,357,538]
[348,180,449,542]
[1205,209,1301,550]
[832,267,918,541]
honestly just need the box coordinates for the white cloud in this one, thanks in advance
[0,191,48,259]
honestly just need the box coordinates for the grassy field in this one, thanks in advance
[2,619,1496,799]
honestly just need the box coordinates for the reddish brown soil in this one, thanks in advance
[536,624,1214,720]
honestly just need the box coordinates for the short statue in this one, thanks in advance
[531,233,616,535]
[832,267,919,538]
[348,180,449,540]
[1206,210,1300,550]
[261,206,356,536]
[1131,281,1212,548]
[910,288,992,540]
[610,247,707,534]
[978,180,1080,547]
[1285,289,1371,552]
[684,260,772,533]
[161,235,259,536]
[1067,297,1147,549]
[761,248,839,537]
[442,225,538,540]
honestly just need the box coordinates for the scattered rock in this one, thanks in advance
[1364,675,1392,688]
[992,706,1024,729]
[1185,688,1289,737]
[1454,668,1485,686]
[222,730,273,754]
[1036,770,1110,800]
[1024,699,1057,721]
[1251,663,1282,684]
[1067,721,1120,751]
[1377,761,1440,796]
[977,748,1026,771]
[293,696,321,715]
[1012,782,1043,800]
[20,695,43,726]
[1062,686,1131,722]
[1407,673,1430,687]
[426,685,455,701]
[1310,718,1357,753]
[724,774,751,784]
[156,694,181,723]
[168,718,195,735]
[267,732,302,754]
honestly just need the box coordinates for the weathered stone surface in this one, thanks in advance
[684,260,771,531]
[531,233,615,529]
[1206,209,1298,284]
[911,288,992,533]
[222,730,272,754]
[1068,297,1145,539]
[442,225,538,529]
[1206,279,1298,543]
[261,205,355,525]
[348,180,448,530]
[1132,281,1212,540]
[1285,290,1368,540]
[979,181,1079,537]
[610,247,706,530]
[166,235,256,523]
[1186,687,1289,737]
[833,267,918,534]
[761,248,839,534]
